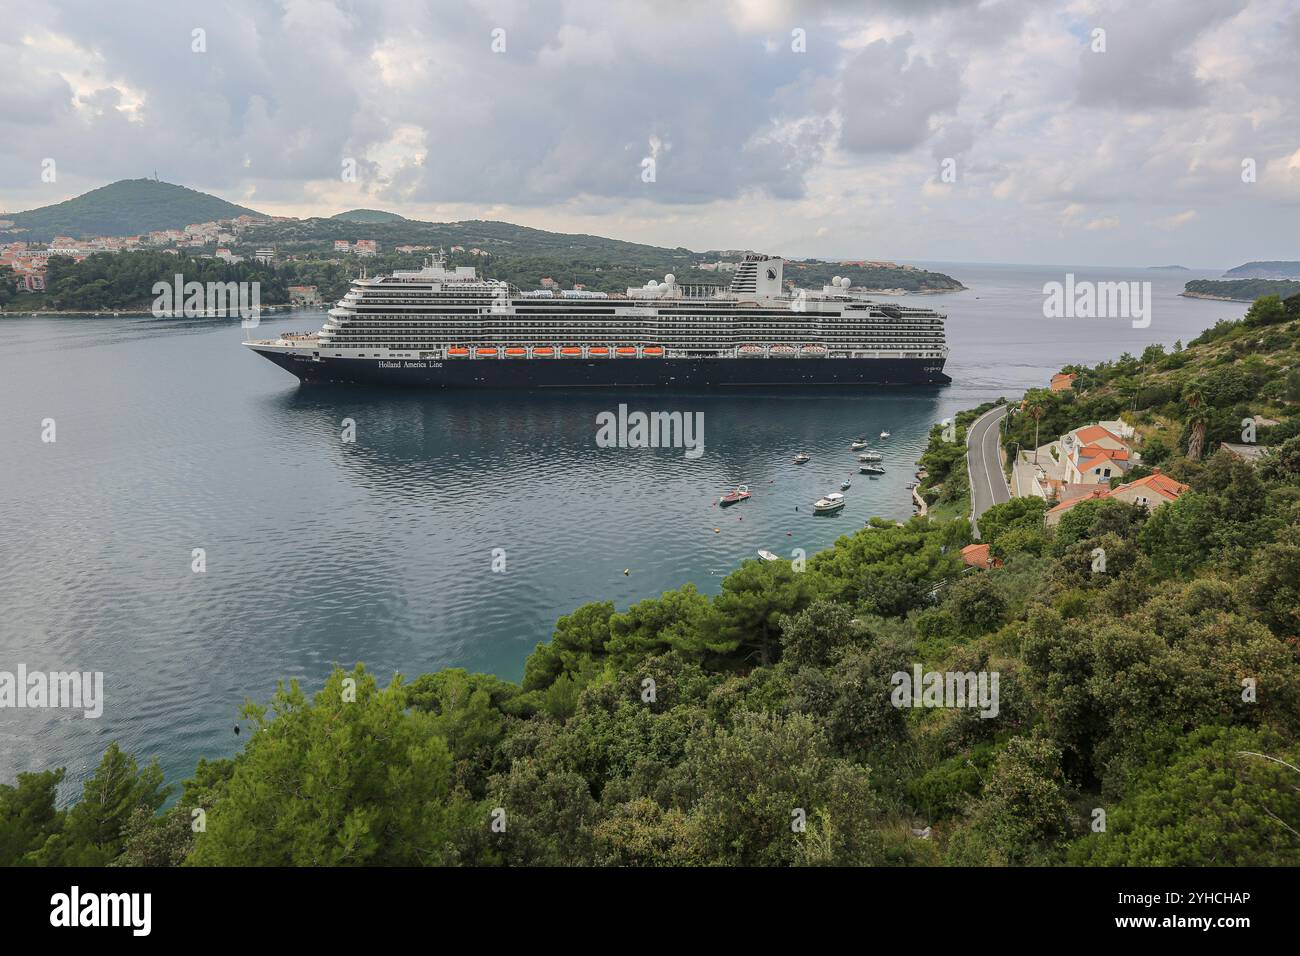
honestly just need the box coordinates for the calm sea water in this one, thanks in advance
[0,262,1246,792]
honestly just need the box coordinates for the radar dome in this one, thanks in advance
[832,276,841,285]
[840,277,851,288]
[665,274,675,284]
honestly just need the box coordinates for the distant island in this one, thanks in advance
[1223,260,1300,279]
[1,179,965,312]
[1147,264,1190,271]
[1182,277,1300,302]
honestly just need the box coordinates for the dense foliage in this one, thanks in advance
[1184,278,1300,301]
[5,305,1300,868]
[9,251,353,312]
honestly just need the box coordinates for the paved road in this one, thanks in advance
[966,404,1012,539]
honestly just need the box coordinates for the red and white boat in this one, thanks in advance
[718,484,751,506]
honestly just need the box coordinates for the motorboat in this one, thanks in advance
[813,492,846,514]
[719,485,751,506]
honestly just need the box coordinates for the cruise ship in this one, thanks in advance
[244,253,950,388]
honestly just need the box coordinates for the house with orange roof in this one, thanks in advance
[1050,372,1077,391]
[1044,468,1188,526]
[1061,423,1136,484]
[960,543,1003,570]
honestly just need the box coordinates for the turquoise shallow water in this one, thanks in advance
[0,262,1245,792]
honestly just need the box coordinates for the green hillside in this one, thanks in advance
[1184,277,1300,301]
[1,179,264,240]
[1,179,965,293]
[240,217,964,293]
[331,208,406,223]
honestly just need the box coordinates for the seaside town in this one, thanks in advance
[0,213,430,302]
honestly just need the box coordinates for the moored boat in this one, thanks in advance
[858,451,883,462]
[757,550,780,562]
[719,485,751,506]
[813,492,846,514]
[793,452,811,464]
[860,463,886,475]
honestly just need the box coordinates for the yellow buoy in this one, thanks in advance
[623,569,630,576]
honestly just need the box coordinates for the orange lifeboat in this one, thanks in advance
[504,347,528,356]
[616,346,637,356]
[560,346,583,356]
[533,347,555,356]
[643,346,664,356]
[476,347,498,357]
[448,347,469,357]
[588,347,610,356]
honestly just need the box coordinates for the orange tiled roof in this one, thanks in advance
[1047,488,1109,516]
[960,543,1001,569]
[1073,424,1124,445]
[1116,471,1189,501]
[1078,444,1129,461]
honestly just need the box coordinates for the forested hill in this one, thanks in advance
[1183,277,1300,301]
[1223,260,1300,279]
[1,180,263,240]
[2,178,965,295]
[5,293,1298,868]
[330,208,407,223]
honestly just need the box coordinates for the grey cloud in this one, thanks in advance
[837,35,962,154]
[1075,0,1248,110]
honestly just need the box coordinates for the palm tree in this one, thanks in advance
[1026,400,1045,464]
[1183,381,1208,460]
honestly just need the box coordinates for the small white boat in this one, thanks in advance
[757,550,780,562]
[880,430,891,439]
[858,451,883,463]
[860,464,886,476]
[850,439,869,450]
[793,452,810,464]
[813,492,846,514]
[840,479,852,490]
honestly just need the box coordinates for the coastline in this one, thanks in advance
[858,284,966,295]
[0,303,301,317]
[1178,291,1254,303]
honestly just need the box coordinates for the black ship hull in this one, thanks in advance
[251,349,950,388]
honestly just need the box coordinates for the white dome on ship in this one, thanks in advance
[832,276,841,285]
[665,274,675,284]
[840,277,851,288]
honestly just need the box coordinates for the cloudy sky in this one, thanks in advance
[2,0,1297,267]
